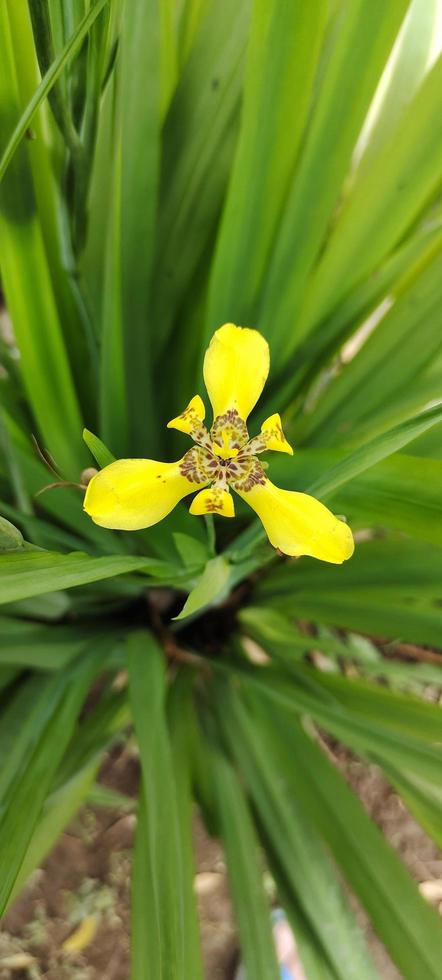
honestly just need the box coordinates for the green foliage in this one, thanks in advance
[0,1,441,976]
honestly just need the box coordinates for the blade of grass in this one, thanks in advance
[0,549,167,605]
[259,0,409,364]
[151,0,251,372]
[213,681,379,980]
[254,536,442,648]
[9,760,98,906]
[211,747,280,980]
[254,703,442,980]
[0,0,109,181]
[128,631,188,978]
[117,0,177,455]
[267,216,442,418]
[206,0,327,332]
[301,55,442,336]
[0,7,87,477]
[83,427,115,467]
[0,657,97,914]
[238,663,442,787]
[168,673,204,980]
[303,232,442,446]
[381,764,442,850]
[355,0,439,175]
[306,403,442,499]
[0,616,94,670]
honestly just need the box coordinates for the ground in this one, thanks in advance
[1,741,441,980]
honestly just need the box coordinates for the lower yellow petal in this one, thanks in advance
[237,479,354,563]
[83,455,208,530]
[189,487,235,517]
[203,323,270,420]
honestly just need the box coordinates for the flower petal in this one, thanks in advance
[247,413,294,456]
[236,479,354,563]
[83,453,209,530]
[261,413,293,454]
[203,323,270,420]
[167,395,206,436]
[189,487,235,518]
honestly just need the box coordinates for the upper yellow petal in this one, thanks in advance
[83,455,208,531]
[236,479,354,563]
[203,323,270,420]
[167,395,206,435]
[260,413,293,455]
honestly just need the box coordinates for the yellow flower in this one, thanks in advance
[84,324,354,563]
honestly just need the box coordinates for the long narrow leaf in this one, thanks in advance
[0,0,109,180]
[214,681,379,980]
[211,748,280,980]
[128,631,188,979]
[0,659,96,914]
[252,704,442,980]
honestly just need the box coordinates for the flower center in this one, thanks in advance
[210,409,248,457]
[211,431,240,460]
[178,408,267,493]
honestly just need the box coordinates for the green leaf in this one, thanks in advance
[302,57,442,334]
[174,554,231,620]
[301,667,442,744]
[0,0,110,181]
[256,706,442,980]
[0,8,86,478]
[381,764,442,850]
[10,761,98,906]
[10,677,129,906]
[128,631,190,979]
[259,0,409,363]
[307,403,442,500]
[118,0,176,454]
[97,80,130,456]
[239,604,354,661]
[239,664,442,788]
[83,427,116,468]
[0,549,165,605]
[268,874,337,980]
[255,537,442,648]
[172,530,209,570]
[239,605,442,692]
[214,682,379,980]
[0,659,96,914]
[206,0,327,331]
[0,616,94,670]
[355,0,439,175]
[279,218,442,412]
[305,244,442,447]
[86,782,134,811]
[177,0,210,66]
[211,748,280,980]
[0,674,58,805]
[0,515,24,551]
[151,0,251,367]
[319,452,442,548]
[131,792,162,980]
[168,673,204,980]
